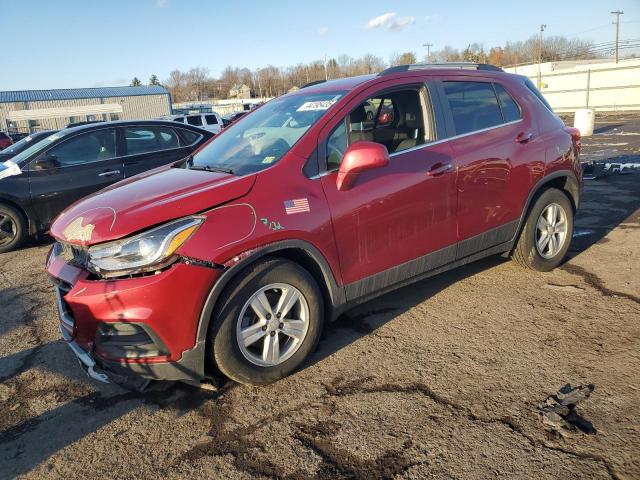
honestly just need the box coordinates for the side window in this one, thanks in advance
[204,114,218,125]
[186,115,203,126]
[46,129,116,166]
[494,84,521,122]
[124,127,179,155]
[326,121,347,170]
[443,81,503,135]
[173,117,185,123]
[177,129,201,146]
[325,88,431,168]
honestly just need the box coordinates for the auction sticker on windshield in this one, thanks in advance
[0,161,21,180]
[297,100,338,111]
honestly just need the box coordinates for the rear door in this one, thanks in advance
[436,77,544,258]
[120,125,191,177]
[28,128,123,226]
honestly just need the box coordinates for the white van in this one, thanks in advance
[164,113,223,134]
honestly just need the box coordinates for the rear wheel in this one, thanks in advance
[512,188,573,271]
[0,204,26,254]
[210,258,324,385]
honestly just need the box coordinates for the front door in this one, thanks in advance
[319,85,458,294]
[28,128,124,227]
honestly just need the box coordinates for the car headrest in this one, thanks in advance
[350,105,368,124]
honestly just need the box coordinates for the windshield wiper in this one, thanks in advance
[185,155,234,174]
[189,164,234,174]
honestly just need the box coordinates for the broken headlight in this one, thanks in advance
[87,217,203,278]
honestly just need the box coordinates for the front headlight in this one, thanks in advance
[87,217,203,277]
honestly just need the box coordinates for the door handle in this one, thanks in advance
[427,162,453,177]
[516,132,534,144]
[98,170,121,177]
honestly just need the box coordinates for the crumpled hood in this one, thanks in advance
[50,166,256,246]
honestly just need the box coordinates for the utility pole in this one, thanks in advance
[422,43,433,62]
[611,10,624,64]
[324,54,328,81]
[537,24,547,89]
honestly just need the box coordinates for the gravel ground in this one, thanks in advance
[0,115,639,480]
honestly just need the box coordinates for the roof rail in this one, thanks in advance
[300,80,326,89]
[378,62,503,76]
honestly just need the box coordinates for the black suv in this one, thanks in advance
[0,120,213,253]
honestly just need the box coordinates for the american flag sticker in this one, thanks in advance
[284,198,310,215]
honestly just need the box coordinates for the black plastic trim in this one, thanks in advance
[195,239,345,347]
[511,170,580,246]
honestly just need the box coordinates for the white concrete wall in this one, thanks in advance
[504,59,640,113]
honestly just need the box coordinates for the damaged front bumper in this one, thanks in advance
[48,247,222,387]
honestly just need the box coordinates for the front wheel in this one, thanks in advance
[210,258,324,385]
[0,204,26,254]
[512,188,574,271]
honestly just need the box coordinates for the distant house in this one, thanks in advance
[228,84,251,99]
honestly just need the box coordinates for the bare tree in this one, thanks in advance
[390,52,417,66]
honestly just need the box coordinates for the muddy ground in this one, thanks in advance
[0,116,639,479]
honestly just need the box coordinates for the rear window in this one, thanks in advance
[443,81,503,135]
[186,115,203,126]
[177,129,201,146]
[124,127,179,155]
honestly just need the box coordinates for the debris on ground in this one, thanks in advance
[539,383,597,435]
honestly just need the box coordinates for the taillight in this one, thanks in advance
[563,126,581,154]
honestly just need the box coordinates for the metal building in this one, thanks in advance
[0,86,172,134]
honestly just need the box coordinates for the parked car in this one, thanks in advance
[0,130,57,162]
[0,132,13,150]
[0,120,213,253]
[222,111,248,127]
[46,63,582,389]
[165,113,223,134]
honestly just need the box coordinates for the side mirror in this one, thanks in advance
[336,141,389,191]
[34,154,59,170]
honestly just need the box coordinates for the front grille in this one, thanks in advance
[56,241,90,269]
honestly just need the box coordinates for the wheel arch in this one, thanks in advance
[511,170,580,247]
[0,196,34,235]
[195,240,345,362]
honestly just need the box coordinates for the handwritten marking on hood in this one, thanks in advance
[63,217,95,243]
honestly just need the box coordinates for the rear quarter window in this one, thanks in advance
[494,84,522,122]
[523,78,554,112]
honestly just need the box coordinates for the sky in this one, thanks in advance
[1,0,639,91]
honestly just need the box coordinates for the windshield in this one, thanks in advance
[190,91,345,175]
[1,132,48,156]
[9,132,67,166]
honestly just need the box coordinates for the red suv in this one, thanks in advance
[46,63,582,387]
[0,132,13,150]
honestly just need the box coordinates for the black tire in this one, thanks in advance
[512,188,574,271]
[210,258,324,385]
[0,203,26,254]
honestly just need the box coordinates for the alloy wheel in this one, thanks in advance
[236,283,310,367]
[0,214,16,247]
[535,203,568,259]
